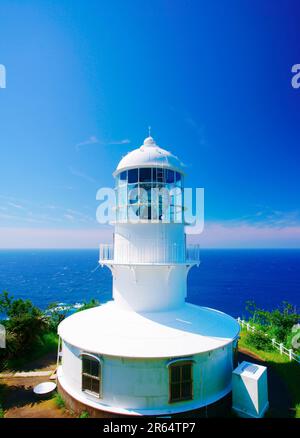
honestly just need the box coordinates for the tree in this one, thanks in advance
[245,300,300,345]
[0,291,49,357]
[46,302,70,332]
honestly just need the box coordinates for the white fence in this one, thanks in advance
[237,317,300,365]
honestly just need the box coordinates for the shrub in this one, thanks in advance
[76,299,100,313]
[79,410,89,418]
[244,330,273,352]
[54,392,65,409]
[46,302,70,331]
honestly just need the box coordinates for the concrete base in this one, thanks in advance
[232,401,269,419]
[57,378,233,418]
[57,380,122,418]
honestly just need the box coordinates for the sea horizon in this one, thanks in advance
[0,248,299,319]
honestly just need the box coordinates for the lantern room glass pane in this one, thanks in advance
[166,169,174,183]
[128,169,139,183]
[156,168,165,183]
[115,167,183,223]
[139,168,152,182]
[119,171,127,184]
[175,171,181,182]
[128,184,139,204]
[118,186,127,206]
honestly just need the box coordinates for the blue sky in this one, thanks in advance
[0,0,300,248]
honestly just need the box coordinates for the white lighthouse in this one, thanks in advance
[57,135,240,416]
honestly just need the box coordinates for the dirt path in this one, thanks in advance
[0,351,73,418]
[5,398,73,418]
[1,375,73,418]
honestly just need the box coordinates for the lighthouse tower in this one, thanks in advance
[57,135,240,416]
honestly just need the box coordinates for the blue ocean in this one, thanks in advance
[0,249,299,318]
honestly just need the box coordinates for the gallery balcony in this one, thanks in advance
[99,243,200,266]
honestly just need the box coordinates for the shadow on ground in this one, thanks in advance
[238,350,293,418]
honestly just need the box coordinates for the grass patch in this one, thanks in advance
[54,392,65,410]
[239,328,300,418]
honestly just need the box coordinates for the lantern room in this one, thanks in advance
[113,136,185,223]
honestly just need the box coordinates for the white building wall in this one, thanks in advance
[60,340,235,413]
[61,341,82,392]
[112,264,188,311]
[114,223,186,264]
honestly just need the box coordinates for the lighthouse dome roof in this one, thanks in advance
[114,136,185,176]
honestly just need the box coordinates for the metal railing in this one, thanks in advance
[237,318,300,365]
[99,243,200,265]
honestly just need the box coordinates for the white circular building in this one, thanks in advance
[57,135,240,416]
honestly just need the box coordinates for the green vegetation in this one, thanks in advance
[0,291,53,371]
[0,383,6,418]
[241,301,300,418]
[76,298,100,313]
[0,291,100,372]
[245,300,300,351]
[6,332,59,371]
[244,330,273,351]
[239,328,300,418]
[54,392,65,410]
[46,302,70,332]
[79,410,89,418]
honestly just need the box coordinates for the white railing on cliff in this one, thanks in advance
[237,317,300,365]
[99,243,200,265]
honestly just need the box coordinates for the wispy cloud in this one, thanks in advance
[75,136,130,151]
[75,135,99,150]
[0,227,112,249]
[0,211,44,224]
[187,220,300,248]
[107,138,131,145]
[0,195,96,227]
[1,221,299,249]
[234,208,300,229]
[64,214,75,221]
[65,208,95,223]
[7,201,25,210]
